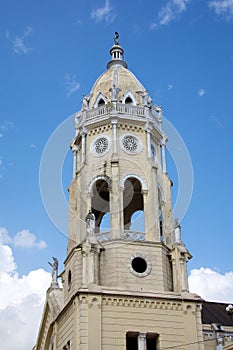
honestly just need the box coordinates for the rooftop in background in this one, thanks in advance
[202,301,233,326]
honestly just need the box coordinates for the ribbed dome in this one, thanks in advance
[88,64,150,108]
[83,33,153,110]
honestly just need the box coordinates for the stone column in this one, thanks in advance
[161,142,167,174]
[138,333,147,350]
[82,250,87,287]
[146,130,151,159]
[111,158,121,239]
[72,145,78,178]
[148,165,160,241]
[81,132,87,164]
[88,295,102,350]
[112,119,118,155]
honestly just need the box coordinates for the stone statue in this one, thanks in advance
[48,257,59,286]
[82,94,90,110]
[174,218,181,243]
[140,91,152,107]
[110,84,121,101]
[114,32,119,45]
[86,210,95,235]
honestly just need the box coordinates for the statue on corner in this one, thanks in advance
[86,210,96,235]
[48,257,59,287]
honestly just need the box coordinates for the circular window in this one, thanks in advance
[132,257,147,273]
[121,134,142,154]
[91,136,111,157]
[129,254,151,277]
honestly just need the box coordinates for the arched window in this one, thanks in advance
[123,177,145,231]
[125,96,133,104]
[91,179,110,233]
[121,90,137,106]
[98,98,105,107]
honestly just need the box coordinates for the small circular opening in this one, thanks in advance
[132,257,147,274]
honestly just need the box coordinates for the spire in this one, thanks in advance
[107,32,128,69]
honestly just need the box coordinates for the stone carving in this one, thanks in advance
[109,84,121,101]
[140,91,152,107]
[81,94,91,110]
[86,210,95,235]
[122,135,138,153]
[114,31,119,45]
[94,137,109,154]
[91,136,110,156]
[48,257,59,286]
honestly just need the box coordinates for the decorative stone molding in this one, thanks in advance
[120,173,148,191]
[123,231,145,241]
[89,124,112,136]
[119,124,143,132]
[101,296,183,310]
[93,92,108,108]
[121,89,137,106]
[90,135,111,157]
[120,134,142,154]
[129,253,152,277]
[86,175,112,195]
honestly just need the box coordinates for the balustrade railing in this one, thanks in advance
[75,103,161,129]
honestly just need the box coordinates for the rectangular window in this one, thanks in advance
[146,333,158,350]
[126,332,139,350]
[126,332,158,350]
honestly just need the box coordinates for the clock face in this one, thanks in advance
[91,136,111,157]
[120,134,142,154]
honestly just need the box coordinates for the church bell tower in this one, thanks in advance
[34,33,204,350]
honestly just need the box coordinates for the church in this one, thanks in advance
[33,34,233,350]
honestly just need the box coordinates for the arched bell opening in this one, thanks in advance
[91,179,110,233]
[130,210,145,232]
[99,212,110,233]
[123,177,144,231]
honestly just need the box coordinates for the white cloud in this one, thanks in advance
[209,0,233,19]
[0,227,47,249]
[198,88,206,96]
[189,267,233,302]
[13,229,47,249]
[91,0,116,23]
[12,26,32,55]
[0,227,12,245]
[0,240,51,349]
[151,0,191,29]
[168,84,173,90]
[64,73,80,97]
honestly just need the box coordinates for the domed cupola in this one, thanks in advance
[82,32,157,111]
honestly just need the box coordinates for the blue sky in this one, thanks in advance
[1,0,233,348]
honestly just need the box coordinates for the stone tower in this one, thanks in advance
[34,34,204,350]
